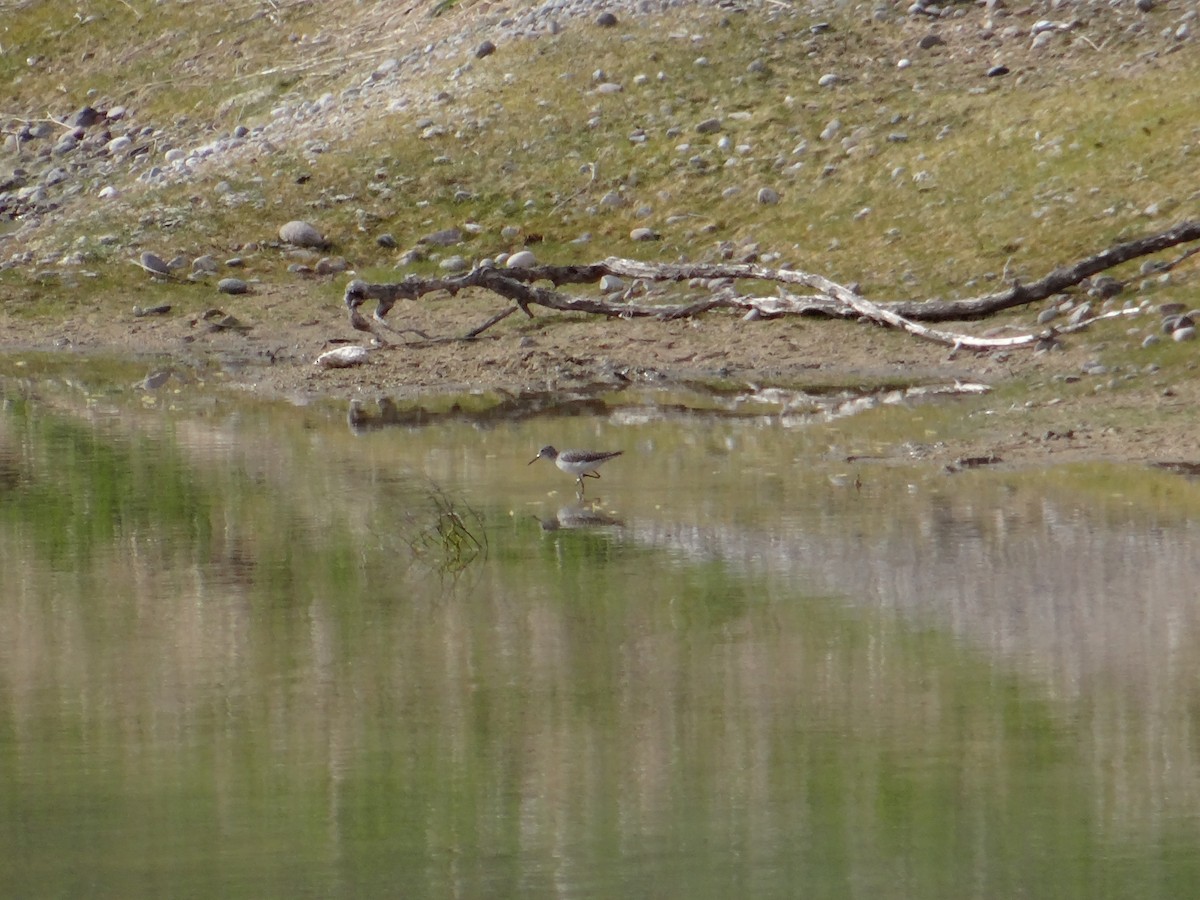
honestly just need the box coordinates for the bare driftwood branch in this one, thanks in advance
[343,219,1199,350]
[887,218,1200,321]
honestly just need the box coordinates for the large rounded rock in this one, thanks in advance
[506,249,537,268]
[279,220,329,248]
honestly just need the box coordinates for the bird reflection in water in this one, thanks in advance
[534,503,625,532]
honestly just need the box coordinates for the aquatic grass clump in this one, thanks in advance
[405,484,487,577]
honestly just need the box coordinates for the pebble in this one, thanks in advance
[138,251,171,276]
[1067,302,1092,326]
[316,256,349,275]
[419,227,462,246]
[757,187,780,205]
[192,255,219,274]
[439,255,469,272]
[595,11,618,27]
[630,227,659,241]
[279,220,328,248]
[1174,326,1196,342]
[599,274,625,293]
[475,40,496,58]
[132,304,172,317]
[217,277,249,294]
[695,118,722,134]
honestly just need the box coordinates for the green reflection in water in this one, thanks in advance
[0,382,1198,898]
[0,394,213,568]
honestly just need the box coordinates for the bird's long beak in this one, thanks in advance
[527,456,539,466]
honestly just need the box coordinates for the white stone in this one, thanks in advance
[506,250,537,268]
[315,346,369,368]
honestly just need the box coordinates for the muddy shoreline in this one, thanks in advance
[4,274,1197,472]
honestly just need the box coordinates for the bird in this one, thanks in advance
[528,445,623,496]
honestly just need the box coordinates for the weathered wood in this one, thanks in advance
[343,220,1199,349]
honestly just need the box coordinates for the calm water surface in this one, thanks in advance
[2,373,1200,898]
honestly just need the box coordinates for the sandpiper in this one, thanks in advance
[528,445,623,495]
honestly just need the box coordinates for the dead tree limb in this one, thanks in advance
[887,218,1200,320]
[343,219,1198,350]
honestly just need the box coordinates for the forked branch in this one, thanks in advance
[342,219,1199,350]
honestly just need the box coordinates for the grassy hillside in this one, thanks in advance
[1,0,1198,315]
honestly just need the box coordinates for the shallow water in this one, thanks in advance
[2,372,1200,898]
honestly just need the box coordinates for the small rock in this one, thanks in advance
[817,73,839,87]
[506,249,537,268]
[1036,307,1059,324]
[138,251,171,276]
[192,255,219,274]
[132,304,171,318]
[316,346,369,369]
[1173,326,1196,342]
[757,187,780,205]
[439,256,469,272]
[986,65,1010,77]
[595,11,618,27]
[1142,334,1161,349]
[72,106,102,128]
[217,277,249,295]
[695,117,722,134]
[475,40,496,59]
[1067,302,1092,326]
[419,227,462,246]
[918,34,945,49]
[599,274,625,293]
[279,220,328,248]
[500,225,521,241]
[1088,275,1122,298]
[376,233,397,248]
[630,227,659,241]
[142,370,172,390]
[316,256,349,275]
[98,186,119,199]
